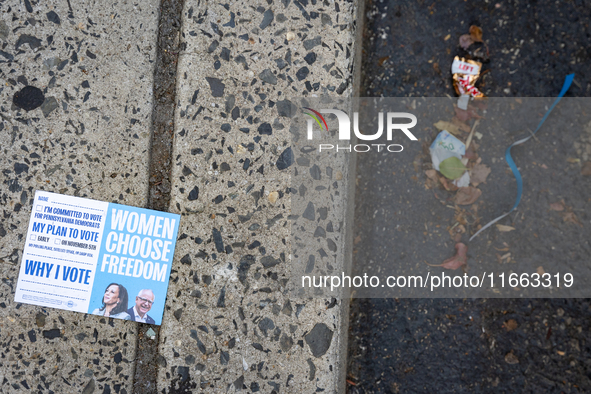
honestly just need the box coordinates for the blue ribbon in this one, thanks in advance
[470,74,575,241]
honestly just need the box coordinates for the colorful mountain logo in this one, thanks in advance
[303,107,328,132]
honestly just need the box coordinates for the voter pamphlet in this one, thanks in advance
[14,190,180,326]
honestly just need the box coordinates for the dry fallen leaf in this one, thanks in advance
[470,163,491,187]
[454,107,471,123]
[425,169,439,181]
[566,157,580,163]
[354,235,362,245]
[454,208,468,226]
[433,120,461,136]
[448,224,466,240]
[439,176,458,192]
[557,350,566,356]
[562,211,582,226]
[504,319,518,331]
[451,117,472,133]
[505,351,519,364]
[424,169,440,189]
[426,242,467,270]
[454,187,482,205]
[582,161,591,176]
[496,224,515,232]
[378,56,390,67]
[433,62,441,75]
[549,201,565,211]
[469,25,483,42]
[454,105,484,122]
[537,266,545,275]
[459,34,474,50]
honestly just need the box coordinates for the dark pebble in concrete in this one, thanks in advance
[275,58,287,69]
[260,255,280,268]
[46,11,61,24]
[259,69,277,85]
[14,162,29,175]
[177,366,189,382]
[208,40,219,53]
[296,67,309,81]
[304,52,317,65]
[82,379,95,394]
[0,50,14,61]
[15,34,42,50]
[41,97,59,117]
[212,227,224,252]
[220,350,230,365]
[258,317,275,336]
[238,259,252,284]
[13,86,45,111]
[259,9,274,30]
[276,99,296,117]
[280,334,293,351]
[42,328,61,339]
[307,359,316,380]
[313,226,326,238]
[310,164,321,180]
[303,36,321,50]
[257,122,272,135]
[275,147,294,170]
[305,323,333,357]
[205,77,225,97]
[305,255,315,273]
[217,285,226,307]
[188,186,199,200]
[173,308,183,321]
[302,202,315,220]
[0,21,8,40]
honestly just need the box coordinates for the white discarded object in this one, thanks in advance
[451,58,481,75]
[457,95,470,110]
[429,130,466,171]
[146,328,156,340]
[453,171,471,187]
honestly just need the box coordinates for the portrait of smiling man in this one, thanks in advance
[127,289,156,324]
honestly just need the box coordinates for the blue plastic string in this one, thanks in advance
[470,74,575,241]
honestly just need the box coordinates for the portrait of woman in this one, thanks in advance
[91,283,131,320]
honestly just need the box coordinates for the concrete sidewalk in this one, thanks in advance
[1,0,159,392]
[0,0,362,392]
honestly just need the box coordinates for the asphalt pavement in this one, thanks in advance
[348,0,591,393]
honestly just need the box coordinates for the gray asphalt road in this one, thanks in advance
[348,0,591,392]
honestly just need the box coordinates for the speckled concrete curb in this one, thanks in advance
[158,1,362,392]
[0,0,363,392]
[0,0,159,392]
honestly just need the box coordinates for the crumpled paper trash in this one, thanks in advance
[430,130,466,171]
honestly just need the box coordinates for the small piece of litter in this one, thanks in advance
[146,328,156,339]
